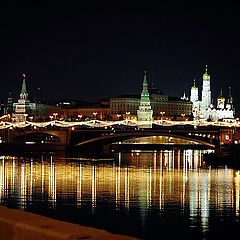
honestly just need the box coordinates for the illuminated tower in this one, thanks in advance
[201,65,211,110]
[13,74,31,122]
[190,79,200,119]
[217,89,225,109]
[226,87,234,110]
[5,91,13,115]
[137,70,153,128]
[190,79,198,104]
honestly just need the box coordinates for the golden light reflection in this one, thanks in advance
[0,151,239,229]
[235,171,240,216]
[91,165,96,213]
[49,156,56,208]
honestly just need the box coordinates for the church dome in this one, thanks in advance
[191,79,198,90]
[217,89,225,100]
[191,85,198,90]
[203,72,209,77]
[203,65,210,78]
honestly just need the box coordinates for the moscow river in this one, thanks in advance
[0,148,240,239]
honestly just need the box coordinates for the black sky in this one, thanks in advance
[1,0,240,113]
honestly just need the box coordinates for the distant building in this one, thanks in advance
[189,65,234,121]
[56,99,111,120]
[110,71,192,120]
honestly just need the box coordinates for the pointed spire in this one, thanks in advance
[203,64,210,79]
[21,73,27,94]
[228,86,233,104]
[143,69,148,85]
[181,91,188,100]
[20,73,28,100]
[191,78,198,90]
[229,86,232,97]
[137,69,153,125]
[183,91,186,99]
[217,88,225,100]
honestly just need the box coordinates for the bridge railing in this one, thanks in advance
[0,119,238,130]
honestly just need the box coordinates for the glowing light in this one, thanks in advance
[0,118,238,131]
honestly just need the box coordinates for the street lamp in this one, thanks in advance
[78,114,83,121]
[93,112,97,119]
[125,112,130,120]
[117,114,121,120]
[53,113,58,120]
[181,113,186,120]
[49,115,53,121]
[160,111,165,120]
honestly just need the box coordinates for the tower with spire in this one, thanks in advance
[217,89,225,109]
[5,91,13,115]
[137,70,153,128]
[190,79,200,119]
[226,87,234,110]
[13,74,31,122]
[190,79,198,103]
[201,65,211,111]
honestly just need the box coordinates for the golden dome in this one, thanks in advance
[191,79,198,90]
[217,89,225,100]
[203,65,210,78]
[191,86,198,90]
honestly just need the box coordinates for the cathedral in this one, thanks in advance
[189,65,234,121]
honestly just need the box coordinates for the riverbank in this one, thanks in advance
[0,206,138,240]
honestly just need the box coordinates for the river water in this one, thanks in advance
[0,149,240,239]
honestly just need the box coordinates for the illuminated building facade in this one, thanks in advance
[56,99,111,120]
[189,66,235,121]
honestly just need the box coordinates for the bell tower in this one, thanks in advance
[201,65,211,110]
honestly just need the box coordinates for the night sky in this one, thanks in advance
[1,0,240,113]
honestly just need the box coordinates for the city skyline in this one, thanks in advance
[1,0,239,113]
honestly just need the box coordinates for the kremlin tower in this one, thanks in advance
[137,70,153,128]
[12,74,31,122]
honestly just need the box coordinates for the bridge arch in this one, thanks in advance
[75,131,215,148]
[13,131,61,143]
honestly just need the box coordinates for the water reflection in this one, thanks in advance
[0,150,240,239]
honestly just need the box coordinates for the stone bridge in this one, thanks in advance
[0,123,236,151]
